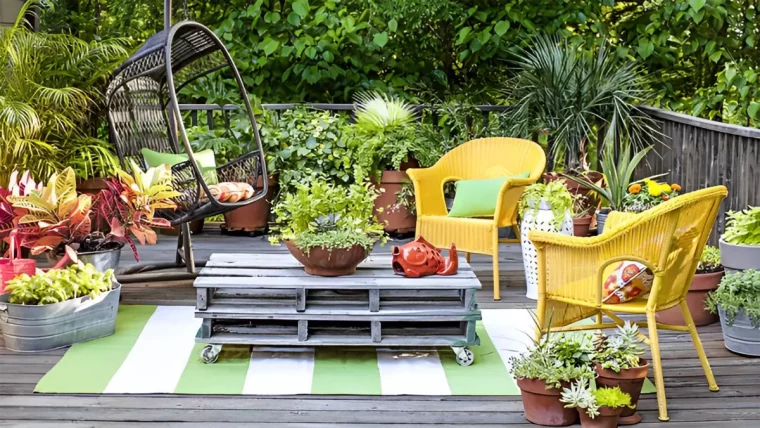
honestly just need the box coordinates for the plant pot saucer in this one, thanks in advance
[618,412,642,425]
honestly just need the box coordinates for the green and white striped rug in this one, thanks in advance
[35,306,655,396]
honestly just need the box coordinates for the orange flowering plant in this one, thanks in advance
[622,179,680,213]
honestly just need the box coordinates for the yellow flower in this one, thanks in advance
[628,184,642,194]
[661,183,672,193]
[671,183,681,192]
[648,183,663,197]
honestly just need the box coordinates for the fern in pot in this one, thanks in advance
[707,269,760,356]
[518,181,573,299]
[719,207,760,271]
[269,180,386,276]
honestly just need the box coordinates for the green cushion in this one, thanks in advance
[140,148,218,184]
[447,172,531,218]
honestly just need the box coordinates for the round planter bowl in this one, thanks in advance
[719,306,760,357]
[719,239,760,272]
[656,270,723,326]
[594,359,649,420]
[284,241,370,277]
[578,405,624,428]
[573,215,593,237]
[515,378,578,426]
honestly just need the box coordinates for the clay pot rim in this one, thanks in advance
[515,377,565,396]
[595,405,627,417]
[594,358,649,380]
[690,269,724,291]
[573,215,593,223]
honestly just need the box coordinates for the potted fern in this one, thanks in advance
[719,207,760,272]
[657,245,722,326]
[707,269,760,356]
[592,322,648,425]
[561,379,633,428]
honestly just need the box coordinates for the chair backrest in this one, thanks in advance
[434,137,546,182]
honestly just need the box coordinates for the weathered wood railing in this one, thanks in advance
[180,103,759,244]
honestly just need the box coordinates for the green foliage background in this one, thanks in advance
[41,0,760,126]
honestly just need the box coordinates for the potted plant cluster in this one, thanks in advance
[657,245,723,326]
[518,181,574,299]
[0,262,120,352]
[707,269,760,356]
[269,180,386,276]
[560,378,633,428]
[719,206,760,272]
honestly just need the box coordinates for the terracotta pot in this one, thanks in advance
[543,171,603,212]
[573,215,593,237]
[578,406,624,428]
[656,270,723,326]
[223,175,278,232]
[516,378,578,426]
[159,219,204,236]
[373,161,417,234]
[595,359,649,420]
[284,241,370,277]
[76,177,109,195]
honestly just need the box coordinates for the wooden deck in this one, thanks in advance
[1,228,758,427]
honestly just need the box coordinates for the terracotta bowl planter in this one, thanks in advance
[573,215,593,237]
[223,175,277,232]
[595,359,649,424]
[578,405,624,428]
[515,378,578,426]
[284,241,370,277]
[656,270,723,326]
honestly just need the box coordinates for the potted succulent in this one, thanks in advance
[270,180,386,276]
[0,262,119,352]
[572,194,593,237]
[592,322,649,425]
[707,269,760,356]
[509,332,595,426]
[657,245,723,326]
[518,181,574,299]
[561,379,634,428]
[719,207,760,272]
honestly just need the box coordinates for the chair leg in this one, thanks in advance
[492,233,500,301]
[679,300,719,392]
[175,228,184,265]
[646,310,669,422]
[182,222,196,274]
[465,252,471,263]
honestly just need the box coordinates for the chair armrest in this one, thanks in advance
[407,166,450,217]
[495,177,537,227]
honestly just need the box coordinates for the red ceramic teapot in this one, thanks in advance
[391,237,458,277]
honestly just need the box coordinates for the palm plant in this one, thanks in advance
[0,1,128,184]
[503,34,659,171]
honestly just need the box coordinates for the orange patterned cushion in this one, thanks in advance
[204,182,254,203]
[602,261,653,304]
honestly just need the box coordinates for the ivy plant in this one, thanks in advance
[722,207,760,246]
[706,269,760,327]
[518,181,573,229]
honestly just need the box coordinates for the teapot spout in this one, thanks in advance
[438,244,458,276]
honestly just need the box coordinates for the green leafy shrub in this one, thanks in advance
[5,263,114,305]
[592,322,646,373]
[706,269,760,327]
[518,181,573,229]
[270,180,386,252]
[561,378,633,418]
[508,332,595,389]
[697,246,722,274]
[722,207,760,246]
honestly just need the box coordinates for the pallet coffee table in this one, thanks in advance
[194,253,482,366]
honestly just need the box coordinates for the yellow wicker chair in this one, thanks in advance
[529,186,728,422]
[406,137,546,301]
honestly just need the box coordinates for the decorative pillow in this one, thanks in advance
[447,172,531,218]
[602,261,654,304]
[140,148,218,184]
[205,182,254,203]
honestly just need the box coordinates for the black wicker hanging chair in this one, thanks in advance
[106,4,267,278]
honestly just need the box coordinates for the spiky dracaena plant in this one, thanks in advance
[0,1,128,183]
[353,91,415,133]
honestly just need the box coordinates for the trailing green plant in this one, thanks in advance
[518,181,573,229]
[706,269,760,327]
[0,1,128,182]
[592,321,646,373]
[722,207,760,246]
[508,330,595,389]
[269,180,386,252]
[392,178,416,217]
[5,262,114,305]
[561,378,633,419]
[697,246,722,274]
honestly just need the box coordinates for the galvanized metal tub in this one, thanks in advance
[719,239,760,273]
[0,282,121,352]
[78,248,122,272]
[719,306,760,357]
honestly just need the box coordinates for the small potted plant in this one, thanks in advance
[657,245,723,326]
[518,181,573,299]
[0,262,119,352]
[719,207,760,272]
[572,194,593,237]
[509,332,595,426]
[707,269,760,356]
[592,322,648,424]
[269,180,386,276]
[561,379,633,428]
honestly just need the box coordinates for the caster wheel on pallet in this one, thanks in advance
[453,347,474,366]
[201,344,222,364]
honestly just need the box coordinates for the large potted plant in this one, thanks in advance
[592,322,649,425]
[270,180,386,276]
[707,269,760,356]
[719,207,760,272]
[518,181,573,299]
[0,262,119,352]
[560,379,634,428]
[657,245,722,326]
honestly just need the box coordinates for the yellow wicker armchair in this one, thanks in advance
[406,137,546,300]
[529,186,728,421]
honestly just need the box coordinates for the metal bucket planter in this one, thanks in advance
[0,282,121,352]
[718,306,760,357]
[719,240,760,273]
[78,248,122,272]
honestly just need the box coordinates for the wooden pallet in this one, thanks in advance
[194,253,482,365]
